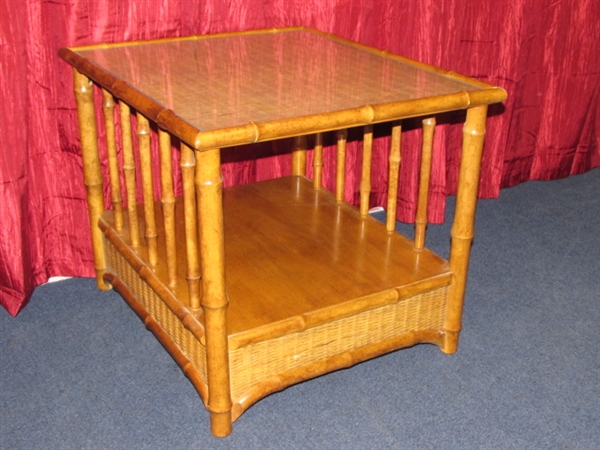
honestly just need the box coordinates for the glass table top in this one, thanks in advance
[74,28,486,134]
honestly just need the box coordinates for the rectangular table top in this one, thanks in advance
[60,27,506,149]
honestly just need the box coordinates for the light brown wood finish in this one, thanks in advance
[415,117,435,249]
[313,133,324,190]
[180,143,201,310]
[360,125,374,217]
[158,129,178,288]
[386,122,402,232]
[98,175,452,419]
[444,105,488,354]
[335,129,347,203]
[292,135,307,176]
[195,148,232,437]
[137,113,158,267]
[221,177,451,338]
[73,70,109,290]
[101,89,124,231]
[61,28,507,438]
[119,101,140,247]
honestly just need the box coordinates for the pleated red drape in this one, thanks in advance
[1,0,599,315]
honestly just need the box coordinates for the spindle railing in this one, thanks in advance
[92,87,444,308]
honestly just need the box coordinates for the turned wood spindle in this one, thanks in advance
[101,89,124,230]
[386,122,402,232]
[136,113,158,267]
[119,102,140,247]
[159,129,178,288]
[180,142,201,310]
[360,125,374,217]
[335,129,348,203]
[292,135,307,176]
[414,117,435,249]
[313,133,324,190]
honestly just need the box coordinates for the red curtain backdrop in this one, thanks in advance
[1,0,599,316]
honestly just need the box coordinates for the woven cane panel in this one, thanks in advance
[103,237,208,383]
[229,286,448,400]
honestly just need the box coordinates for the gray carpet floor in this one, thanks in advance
[1,168,598,449]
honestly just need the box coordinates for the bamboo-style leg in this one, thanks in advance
[443,106,488,354]
[386,122,402,232]
[414,117,435,249]
[180,143,201,310]
[137,113,158,267]
[119,102,140,247]
[195,148,232,437]
[360,125,374,217]
[101,89,124,231]
[291,135,307,176]
[335,129,348,203]
[312,133,324,190]
[159,129,177,288]
[73,70,109,290]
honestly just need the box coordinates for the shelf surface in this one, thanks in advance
[222,176,452,338]
[101,176,452,341]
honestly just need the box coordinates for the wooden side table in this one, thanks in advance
[60,27,506,437]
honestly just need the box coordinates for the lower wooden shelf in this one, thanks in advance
[99,175,453,421]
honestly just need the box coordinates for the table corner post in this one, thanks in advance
[73,69,110,291]
[443,105,488,354]
[195,148,233,437]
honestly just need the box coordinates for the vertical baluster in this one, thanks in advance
[292,135,307,176]
[312,133,324,190]
[444,105,488,354]
[195,148,232,437]
[159,129,177,287]
[101,89,124,230]
[137,113,158,266]
[335,129,348,203]
[73,70,108,290]
[414,117,436,249]
[360,125,373,217]
[180,143,201,309]
[386,122,402,232]
[119,102,140,246]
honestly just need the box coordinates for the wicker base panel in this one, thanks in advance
[229,285,448,419]
[229,286,447,399]
[103,232,450,422]
[103,235,210,399]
